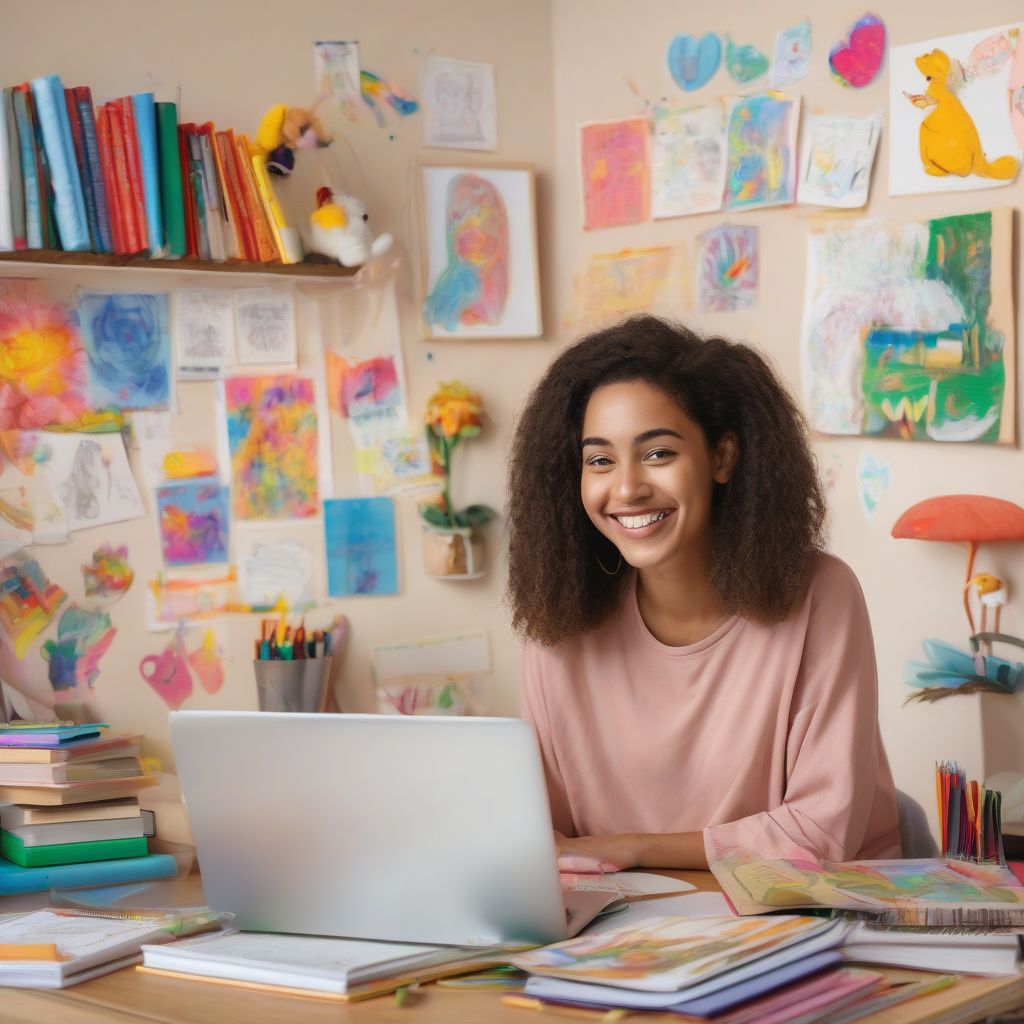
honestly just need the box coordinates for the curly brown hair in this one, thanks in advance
[505,315,827,647]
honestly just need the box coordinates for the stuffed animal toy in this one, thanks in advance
[306,187,393,268]
[255,103,332,176]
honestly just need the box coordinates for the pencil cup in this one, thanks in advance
[253,657,332,713]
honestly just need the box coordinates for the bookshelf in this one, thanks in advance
[0,250,359,278]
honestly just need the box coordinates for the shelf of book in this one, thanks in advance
[0,250,358,279]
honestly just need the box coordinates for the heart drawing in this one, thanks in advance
[829,12,886,88]
[667,32,722,92]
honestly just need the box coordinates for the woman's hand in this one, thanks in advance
[555,831,640,875]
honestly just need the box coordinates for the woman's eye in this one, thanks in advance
[646,448,674,461]
[586,455,612,467]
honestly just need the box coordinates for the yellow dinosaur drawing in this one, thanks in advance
[908,49,1019,179]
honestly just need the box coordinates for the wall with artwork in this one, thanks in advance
[550,0,1024,827]
[0,0,556,767]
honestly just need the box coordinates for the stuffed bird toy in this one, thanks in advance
[307,187,393,268]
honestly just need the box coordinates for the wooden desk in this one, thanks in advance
[5,871,1024,1024]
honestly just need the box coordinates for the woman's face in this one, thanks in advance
[580,380,733,574]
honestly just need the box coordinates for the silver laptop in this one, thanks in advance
[170,711,613,947]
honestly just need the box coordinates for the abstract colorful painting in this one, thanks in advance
[77,291,172,410]
[421,164,540,339]
[0,555,67,659]
[223,375,320,521]
[156,481,230,567]
[651,105,726,218]
[890,23,1022,196]
[723,92,800,211]
[41,605,116,692]
[725,35,769,83]
[82,543,134,604]
[326,353,401,418]
[324,497,398,597]
[770,21,811,87]
[801,209,1014,444]
[347,409,436,497]
[0,279,89,430]
[568,246,682,330]
[579,118,650,230]
[146,569,236,629]
[798,113,882,208]
[696,225,759,314]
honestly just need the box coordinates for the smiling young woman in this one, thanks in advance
[505,316,900,873]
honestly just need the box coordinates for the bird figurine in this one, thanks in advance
[964,572,1009,635]
[306,187,393,268]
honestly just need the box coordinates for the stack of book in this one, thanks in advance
[0,74,293,263]
[937,761,1004,862]
[0,722,176,894]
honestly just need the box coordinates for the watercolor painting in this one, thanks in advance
[569,247,682,331]
[223,375,320,521]
[156,480,230,567]
[41,605,116,693]
[829,13,886,88]
[327,353,402,418]
[77,291,172,410]
[0,279,89,430]
[421,164,541,339]
[422,56,498,150]
[188,628,225,695]
[725,35,769,83]
[147,569,236,629]
[347,408,437,497]
[696,225,759,314]
[651,104,726,218]
[798,113,882,208]
[667,33,722,92]
[82,543,134,604]
[0,555,67,659]
[890,23,1022,196]
[770,21,811,87]
[856,451,890,522]
[324,497,398,597]
[360,69,420,128]
[139,632,193,709]
[237,534,315,608]
[36,432,145,532]
[724,92,800,210]
[801,209,1014,444]
[579,118,650,229]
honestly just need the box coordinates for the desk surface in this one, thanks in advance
[6,870,1024,1024]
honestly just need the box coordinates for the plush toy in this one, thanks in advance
[255,103,331,176]
[306,187,393,268]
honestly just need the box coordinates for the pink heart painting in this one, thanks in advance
[829,13,886,88]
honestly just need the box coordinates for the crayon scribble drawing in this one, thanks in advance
[234,288,297,365]
[324,497,398,597]
[41,605,116,693]
[696,225,759,313]
[156,480,230,567]
[0,279,89,430]
[579,118,650,229]
[569,247,680,331]
[82,543,134,604]
[801,209,1014,444]
[76,291,172,410]
[36,432,145,532]
[175,288,234,379]
[224,375,320,521]
[724,93,800,211]
[798,113,882,209]
[237,534,315,608]
[0,555,68,659]
[422,56,498,150]
[423,174,509,332]
[651,104,726,219]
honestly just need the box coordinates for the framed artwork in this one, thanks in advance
[419,160,542,340]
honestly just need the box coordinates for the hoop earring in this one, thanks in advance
[595,549,623,575]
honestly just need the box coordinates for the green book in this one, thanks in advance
[0,829,147,868]
[155,101,185,257]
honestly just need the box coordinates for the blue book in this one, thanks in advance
[76,89,112,252]
[0,852,177,895]
[131,92,164,256]
[29,74,89,251]
[0,724,109,747]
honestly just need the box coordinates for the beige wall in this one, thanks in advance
[4,1,1024,835]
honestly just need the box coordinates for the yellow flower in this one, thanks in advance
[426,381,484,442]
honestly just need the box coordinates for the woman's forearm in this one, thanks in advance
[631,830,709,870]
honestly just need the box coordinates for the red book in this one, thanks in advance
[215,130,254,260]
[106,102,140,254]
[178,125,197,258]
[94,104,125,254]
[116,96,147,254]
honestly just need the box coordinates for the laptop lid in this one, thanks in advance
[170,711,569,946]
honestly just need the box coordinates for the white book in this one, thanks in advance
[6,814,145,847]
[0,910,180,989]
[0,89,12,250]
[141,930,485,996]
[0,756,142,786]
[0,797,140,828]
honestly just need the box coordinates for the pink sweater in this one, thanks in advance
[520,553,900,863]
